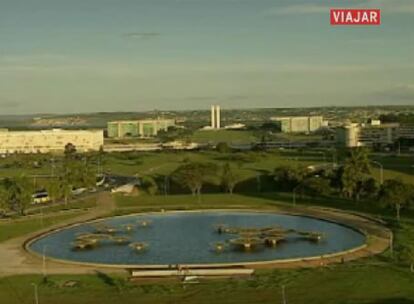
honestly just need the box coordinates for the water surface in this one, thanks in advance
[30,211,365,265]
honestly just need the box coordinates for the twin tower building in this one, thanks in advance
[211,105,221,129]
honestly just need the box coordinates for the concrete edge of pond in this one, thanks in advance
[23,207,392,271]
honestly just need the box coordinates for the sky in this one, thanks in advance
[0,0,413,114]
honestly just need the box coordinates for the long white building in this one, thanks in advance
[0,129,104,154]
[336,121,400,148]
[271,116,324,133]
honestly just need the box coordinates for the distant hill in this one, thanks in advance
[0,105,413,130]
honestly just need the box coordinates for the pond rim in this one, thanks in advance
[24,208,377,269]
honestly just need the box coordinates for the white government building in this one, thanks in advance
[271,116,324,133]
[0,128,104,154]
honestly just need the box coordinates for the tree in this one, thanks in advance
[353,177,379,201]
[46,179,62,203]
[141,176,158,195]
[400,246,414,273]
[379,179,413,221]
[216,142,230,154]
[59,156,96,205]
[61,176,73,206]
[221,163,239,194]
[64,143,77,159]
[301,177,331,197]
[5,176,34,216]
[339,148,372,200]
[97,146,105,175]
[61,160,77,205]
[273,164,309,191]
[79,159,97,189]
[0,187,9,216]
[172,162,216,197]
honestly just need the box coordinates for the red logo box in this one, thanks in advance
[330,9,381,26]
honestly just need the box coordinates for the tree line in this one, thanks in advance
[273,148,414,221]
[0,143,98,216]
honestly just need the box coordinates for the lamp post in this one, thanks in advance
[318,151,327,162]
[164,175,170,196]
[370,160,383,185]
[40,207,44,228]
[293,190,296,206]
[292,184,301,206]
[281,285,287,304]
[31,283,39,304]
[42,245,47,279]
[50,157,55,177]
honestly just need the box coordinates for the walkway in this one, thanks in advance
[0,192,121,277]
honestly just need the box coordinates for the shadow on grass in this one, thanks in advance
[95,271,116,286]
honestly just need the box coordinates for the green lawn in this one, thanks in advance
[104,151,414,189]
[190,130,257,144]
[1,151,414,304]
[1,191,414,304]
[104,150,326,193]
[2,150,413,188]
[112,193,283,215]
[0,212,85,243]
[1,264,413,304]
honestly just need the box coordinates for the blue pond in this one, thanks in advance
[29,211,365,265]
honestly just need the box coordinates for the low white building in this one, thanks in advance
[336,121,400,148]
[0,128,104,154]
[224,123,246,130]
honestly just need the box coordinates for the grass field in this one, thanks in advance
[112,193,282,215]
[1,191,414,303]
[113,190,414,227]
[0,261,413,304]
[2,150,413,187]
[105,151,414,187]
[0,193,414,304]
[190,130,258,144]
[0,150,414,304]
[0,212,86,243]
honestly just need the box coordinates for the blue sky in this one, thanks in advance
[0,0,413,114]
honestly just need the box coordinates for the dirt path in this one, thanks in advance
[0,192,122,278]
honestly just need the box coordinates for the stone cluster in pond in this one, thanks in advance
[71,219,152,252]
[212,224,324,252]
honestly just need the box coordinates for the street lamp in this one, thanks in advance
[42,245,47,279]
[281,285,287,304]
[31,283,39,304]
[292,184,301,206]
[318,151,327,162]
[164,175,170,196]
[256,175,261,193]
[293,190,296,206]
[370,160,383,185]
[50,157,55,177]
